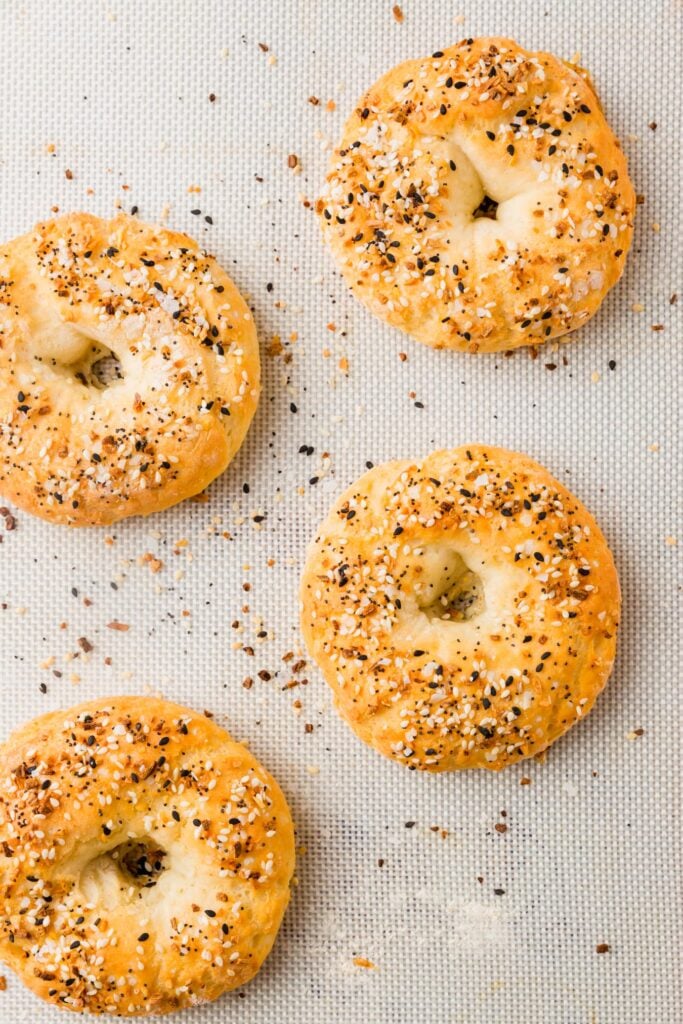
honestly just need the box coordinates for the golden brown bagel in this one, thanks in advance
[301,446,620,771]
[0,213,260,525]
[0,696,294,1015]
[319,37,635,353]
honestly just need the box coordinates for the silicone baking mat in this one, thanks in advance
[0,1,680,1021]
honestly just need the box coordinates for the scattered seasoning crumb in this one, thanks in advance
[651,324,664,332]
[209,93,216,102]
[649,121,657,131]
[392,4,404,21]
[65,169,74,180]
[377,858,385,867]
[77,637,94,653]
[626,727,645,740]
[0,975,5,990]
[520,776,531,786]
[591,371,601,383]
[493,888,505,896]
[308,95,320,106]
[665,536,677,547]
[142,552,164,574]
[287,154,300,171]
[596,943,611,954]
[494,823,508,834]
[353,957,377,969]
[106,620,130,632]
[306,765,319,776]
[0,508,17,531]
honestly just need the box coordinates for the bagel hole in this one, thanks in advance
[85,345,125,389]
[473,194,499,221]
[417,549,485,623]
[89,352,124,388]
[110,840,167,888]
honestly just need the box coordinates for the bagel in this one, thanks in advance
[0,213,260,525]
[301,446,620,771]
[318,37,635,353]
[0,696,294,1015]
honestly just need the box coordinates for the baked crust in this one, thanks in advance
[301,446,620,770]
[319,38,635,352]
[0,213,260,525]
[0,696,294,1015]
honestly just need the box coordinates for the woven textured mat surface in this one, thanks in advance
[0,1,680,1021]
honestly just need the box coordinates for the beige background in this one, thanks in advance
[0,1,680,1021]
